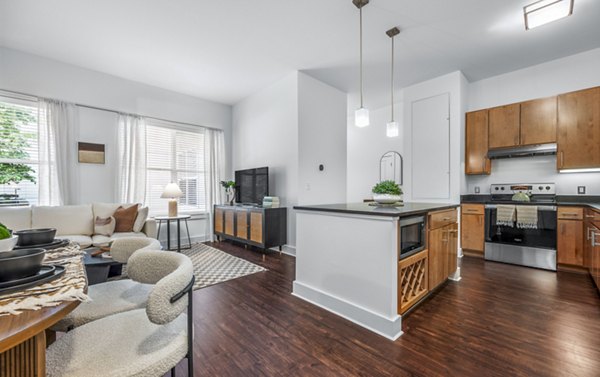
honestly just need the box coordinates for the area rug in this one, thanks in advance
[118,243,266,290]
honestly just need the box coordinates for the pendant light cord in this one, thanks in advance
[391,35,394,122]
[359,7,364,108]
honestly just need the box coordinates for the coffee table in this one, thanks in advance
[83,248,123,285]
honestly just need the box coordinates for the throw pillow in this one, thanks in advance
[133,206,149,233]
[94,216,116,236]
[113,205,138,233]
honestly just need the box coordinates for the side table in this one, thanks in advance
[155,215,192,252]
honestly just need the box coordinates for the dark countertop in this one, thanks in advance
[293,202,459,218]
[460,195,600,211]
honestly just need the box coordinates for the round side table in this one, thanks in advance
[155,215,192,252]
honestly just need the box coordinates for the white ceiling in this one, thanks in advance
[1,0,599,107]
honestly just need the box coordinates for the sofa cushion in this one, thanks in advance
[61,235,93,249]
[32,205,93,236]
[0,206,32,231]
[92,232,148,247]
[133,207,148,233]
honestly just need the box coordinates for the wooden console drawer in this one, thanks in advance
[461,204,484,215]
[558,207,584,220]
[429,208,458,229]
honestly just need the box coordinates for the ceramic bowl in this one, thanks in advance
[372,194,403,204]
[0,235,19,252]
[0,248,46,282]
[15,228,57,247]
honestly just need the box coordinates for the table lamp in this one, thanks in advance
[161,183,183,217]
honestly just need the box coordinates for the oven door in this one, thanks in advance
[484,205,557,249]
[399,216,426,260]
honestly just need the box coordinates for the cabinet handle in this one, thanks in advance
[588,227,592,241]
[560,151,564,168]
[585,215,596,218]
[593,232,600,247]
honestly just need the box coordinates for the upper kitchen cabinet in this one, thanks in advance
[465,110,491,175]
[557,87,600,170]
[520,96,558,146]
[488,104,520,149]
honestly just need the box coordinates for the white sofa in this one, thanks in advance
[0,203,157,249]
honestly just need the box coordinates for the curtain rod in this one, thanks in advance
[0,88,225,133]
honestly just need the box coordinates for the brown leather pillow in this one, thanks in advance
[113,205,139,232]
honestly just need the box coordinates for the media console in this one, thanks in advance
[214,205,287,253]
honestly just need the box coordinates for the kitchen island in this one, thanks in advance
[293,202,460,340]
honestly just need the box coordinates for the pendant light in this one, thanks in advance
[353,0,369,128]
[386,27,400,138]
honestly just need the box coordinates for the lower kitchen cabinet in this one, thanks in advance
[428,209,458,290]
[460,204,485,254]
[590,222,600,291]
[557,207,584,267]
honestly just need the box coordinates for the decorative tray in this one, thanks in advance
[14,239,70,250]
[0,265,65,295]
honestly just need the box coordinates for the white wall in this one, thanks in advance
[0,47,233,242]
[465,48,600,195]
[233,72,299,248]
[298,72,347,205]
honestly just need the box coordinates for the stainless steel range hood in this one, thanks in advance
[487,143,557,159]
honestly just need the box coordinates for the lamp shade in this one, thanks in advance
[160,183,183,199]
[355,107,370,128]
[386,121,399,138]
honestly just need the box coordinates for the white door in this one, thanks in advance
[411,93,450,200]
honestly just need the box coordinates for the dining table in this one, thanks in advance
[0,243,86,377]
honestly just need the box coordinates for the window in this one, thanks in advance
[0,96,40,206]
[145,121,206,213]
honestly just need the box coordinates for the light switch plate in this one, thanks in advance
[578,186,586,195]
[474,186,481,194]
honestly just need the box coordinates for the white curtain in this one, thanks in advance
[38,99,79,206]
[117,114,146,204]
[204,128,225,240]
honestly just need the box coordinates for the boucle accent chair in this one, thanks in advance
[51,237,162,332]
[46,250,195,377]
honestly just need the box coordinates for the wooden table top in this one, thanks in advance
[0,300,80,353]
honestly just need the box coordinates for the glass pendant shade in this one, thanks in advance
[386,121,399,138]
[355,107,370,128]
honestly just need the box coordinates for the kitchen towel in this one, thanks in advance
[517,206,538,229]
[496,205,516,227]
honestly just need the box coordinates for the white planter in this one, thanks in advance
[0,235,18,252]
[372,193,403,204]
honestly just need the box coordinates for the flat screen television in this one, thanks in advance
[235,167,269,205]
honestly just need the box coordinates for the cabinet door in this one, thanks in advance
[461,213,484,253]
[236,210,248,239]
[428,227,447,289]
[214,208,224,233]
[489,104,520,149]
[465,110,491,175]
[447,223,458,277]
[224,209,235,236]
[250,211,263,244]
[592,226,600,290]
[557,220,584,266]
[584,222,593,269]
[520,96,557,146]
[557,87,600,170]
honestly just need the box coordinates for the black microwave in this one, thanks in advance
[399,215,426,260]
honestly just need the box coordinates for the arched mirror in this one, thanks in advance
[379,151,403,186]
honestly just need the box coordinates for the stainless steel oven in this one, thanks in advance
[484,204,557,270]
[399,215,426,260]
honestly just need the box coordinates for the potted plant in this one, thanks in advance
[220,180,236,205]
[372,180,403,204]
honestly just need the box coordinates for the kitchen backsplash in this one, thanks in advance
[465,155,600,195]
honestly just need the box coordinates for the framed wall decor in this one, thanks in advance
[78,142,105,164]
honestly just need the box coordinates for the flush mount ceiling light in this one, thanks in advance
[353,0,370,128]
[386,27,400,138]
[524,0,574,30]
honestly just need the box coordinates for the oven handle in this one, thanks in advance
[484,204,557,211]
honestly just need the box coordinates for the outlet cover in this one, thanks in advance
[474,186,481,194]
[578,186,586,195]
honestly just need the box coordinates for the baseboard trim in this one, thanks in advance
[292,281,403,341]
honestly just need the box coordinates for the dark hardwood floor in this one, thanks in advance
[171,242,600,377]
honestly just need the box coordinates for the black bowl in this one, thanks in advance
[0,248,46,282]
[14,228,57,247]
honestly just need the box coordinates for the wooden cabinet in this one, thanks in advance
[398,250,429,314]
[489,104,521,149]
[460,204,485,253]
[520,96,557,146]
[428,209,458,290]
[584,208,600,269]
[590,223,600,291]
[557,207,585,267]
[557,87,600,170]
[465,110,491,175]
[214,205,287,252]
